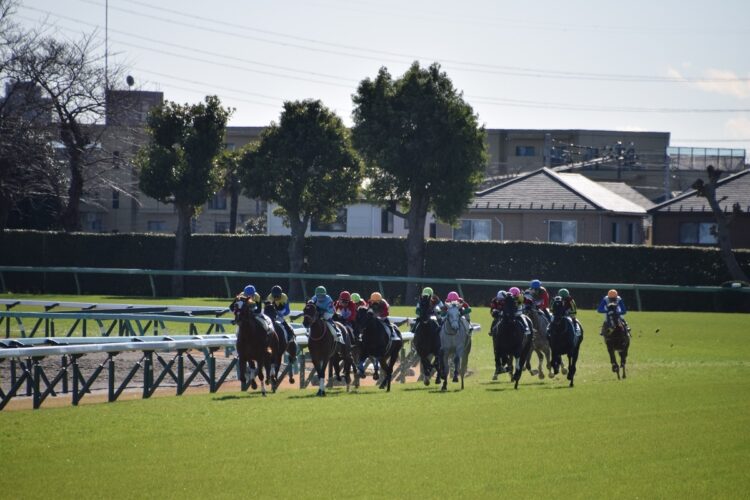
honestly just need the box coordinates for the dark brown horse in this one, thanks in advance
[231,295,280,396]
[263,302,299,386]
[302,302,354,396]
[492,308,533,389]
[548,296,582,388]
[603,302,630,379]
[354,306,402,392]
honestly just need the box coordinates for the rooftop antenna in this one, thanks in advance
[104,0,109,91]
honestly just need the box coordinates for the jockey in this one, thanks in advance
[558,288,583,337]
[489,290,506,334]
[506,287,531,335]
[526,279,551,321]
[311,285,340,342]
[368,292,401,340]
[597,289,630,336]
[442,290,471,322]
[413,287,443,331]
[265,285,295,343]
[240,284,262,315]
[334,290,359,326]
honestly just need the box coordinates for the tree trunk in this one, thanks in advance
[405,195,428,303]
[229,187,239,233]
[287,215,308,301]
[58,140,84,232]
[172,203,193,296]
[705,189,749,282]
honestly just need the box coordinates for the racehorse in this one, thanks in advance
[231,295,280,396]
[354,306,402,392]
[438,302,472,391]
[603,301,630,379]
[411,304,442,386]
[547,296,582,387]
[524,303,554,379]
[301,302,354,396]
[263,302,299,386]
[492,306,533,389]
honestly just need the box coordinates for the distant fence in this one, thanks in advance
[2,265,749,312]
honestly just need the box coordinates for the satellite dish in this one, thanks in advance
[126,75,135,88]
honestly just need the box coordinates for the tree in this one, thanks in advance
[137,95,232,296]
[352,62,487,300]
[240,99,362,298]
[691,165,748,282]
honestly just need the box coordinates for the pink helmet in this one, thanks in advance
[509,287,521,297]
[446,291,460,302]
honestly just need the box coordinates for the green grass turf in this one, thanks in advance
[1,294,749,498]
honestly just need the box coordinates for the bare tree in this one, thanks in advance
[692,165,749,282]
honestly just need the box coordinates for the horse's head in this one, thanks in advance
[444,302,461,331]
[606,302,622,330]
[551,296,566,319]
[302,301,318,328]
[355,305,370,328]
[230,295,251,323]
[263,301,277,318]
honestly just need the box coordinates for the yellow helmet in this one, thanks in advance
[370,292,382,302]
[607,289,618,299]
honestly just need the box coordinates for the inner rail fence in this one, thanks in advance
[2,265,749,312]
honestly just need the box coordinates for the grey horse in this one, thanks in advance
[524,307,557,379]
[439,302,472,391]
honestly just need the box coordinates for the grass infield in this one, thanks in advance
[1,294,749,499]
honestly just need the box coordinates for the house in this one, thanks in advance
[435,167,649,244]
[266,202,433,238]
[648,169,750,248]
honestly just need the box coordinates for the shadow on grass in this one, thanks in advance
[212,392,266,401]
[286,388,381,399]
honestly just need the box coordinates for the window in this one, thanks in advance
[679,222,717,245]
[627,223,635,244]
[453,219,492,240]
[611,222,620,243]
[214,221,230,233]
[549,220,577,243]
[311,208,347,232]
[147,220,166,232]
[208,191,227,210]
[429,222,437,238]
[515,146,536,157]
[381,209,393,233]
[112,189,120,209]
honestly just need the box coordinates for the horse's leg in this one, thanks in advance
[287,343,297,385]
[248,360,258,390]
[452,352,460,383]
[373,359,380,381]
[327,357,335,388]
[316,360,327,396]
[544,344,553,378]
[621,340,629,379]
[535,349,545,379]
[238,355,247,391]
[607,343,620,379]
[258,360,267,396]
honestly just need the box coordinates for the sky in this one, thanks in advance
[12,0,750,153]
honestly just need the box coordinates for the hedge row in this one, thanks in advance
[1,230,748,310]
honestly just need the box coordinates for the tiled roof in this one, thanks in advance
[598,182,656,210]
[648,169,750,213]
[472,168,647,214]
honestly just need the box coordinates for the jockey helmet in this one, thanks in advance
[370,292,382,302]
[339,291,351,302]
[243,285,256,296]
[531,279,541,289]
[446,291,460,302]
[351,293,362,303]
[509,287,521,297]
[421,287,433,297]
[315,286,327,297]
[607,289,618,299]
[496,290,507,299]
[558,288,570,298]
[271,285,282,298]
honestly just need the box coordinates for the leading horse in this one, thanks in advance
[603,301,630,379]
[411,302,443,386]
[547,296,582,387]
[492,306,533,389]
[354,306,402,392]
[524,302,554,379]
[302,302,354,396]
[231,295,280,396]
[439,302,472,391]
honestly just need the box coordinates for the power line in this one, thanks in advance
[72,0,750,84]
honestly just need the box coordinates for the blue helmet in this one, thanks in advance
[243,285,256,296]
[531,279,542,289]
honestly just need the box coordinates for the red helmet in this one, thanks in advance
[339,291,351,302]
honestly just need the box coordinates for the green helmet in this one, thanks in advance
[421,287,433,297]
[558,288,570,298]
[315,286,327,296]
[351,292,361,303]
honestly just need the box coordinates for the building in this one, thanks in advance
[648,169,750,248]
[435,167,649,244]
